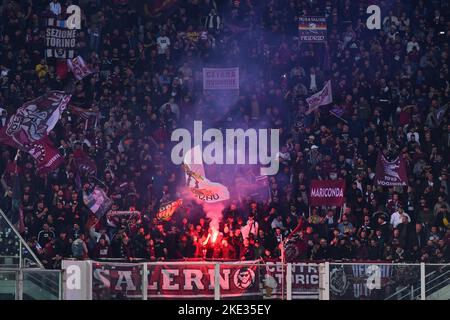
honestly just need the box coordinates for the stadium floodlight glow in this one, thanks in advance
[171,121,280,175]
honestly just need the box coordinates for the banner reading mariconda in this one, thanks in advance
[309,180,345,206]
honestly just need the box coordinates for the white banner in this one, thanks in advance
[62,260,92,300]
[203,67,239,90]
[183,145,230,203]
[306,80,333,114]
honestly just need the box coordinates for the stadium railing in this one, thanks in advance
[60,259,450,300]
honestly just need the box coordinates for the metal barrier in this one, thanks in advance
[61,260,450,300]
[0,209,43,269]
[0,268,62,300]
[63,260,321,300]
[2,260,448,300]
[321,262,450,300]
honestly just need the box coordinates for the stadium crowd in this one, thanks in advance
[0,0,450,269]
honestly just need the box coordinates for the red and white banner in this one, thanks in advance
[67,56,92,81]
[306,80,333,114]
[91,261,260,299]
[374,153,408,186]
[309,179,345,206]
[203,67,239,90]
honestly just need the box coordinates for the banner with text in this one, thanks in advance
[374,153,408,187]
[45,18,76,59]
[309,179,345,207]
[203,68,239,90]
[306,80,333,114]
[298,16,327,43]
[91,261,260,299]
[263,262,319,300]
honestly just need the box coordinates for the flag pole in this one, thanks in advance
[14,149,20,162]
[329,110,348,124]
[90,175,108,190]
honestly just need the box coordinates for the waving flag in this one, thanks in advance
[73,149,97,176]
[183,146,230,203]
[306,81,333,114]
[70,105,99,130]
[67,56,93,81]
[1,91,71,145]
[28,136,65,173]
[157,199,183,221]
[0,91,70,173]
[374,153,408,186]
[83,186,113,219]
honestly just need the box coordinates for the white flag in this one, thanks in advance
[306,80,333,114]
[183,145,230,203]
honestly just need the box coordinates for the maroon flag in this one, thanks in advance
[0,91,70,173]
[309,180,346,206]
[73,149,97,176]
[22,136,64,174]
[70,105,99,130]
[67,56,92,81]
[2,91,71,145]
[375,153,408,186]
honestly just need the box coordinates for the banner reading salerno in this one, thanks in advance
[91,261,260,299]
[298,16,327,43]
[203,67,239,90]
